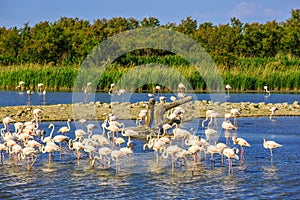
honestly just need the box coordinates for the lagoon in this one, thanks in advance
[0,90,299,107]
[0,117,299,199]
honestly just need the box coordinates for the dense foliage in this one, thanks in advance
[0,9,299,91]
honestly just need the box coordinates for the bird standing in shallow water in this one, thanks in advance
[222,147,239,174]
[263,138,282,157]
[57,119,71,135]
[225,84,231,97]
[232,136,250,163]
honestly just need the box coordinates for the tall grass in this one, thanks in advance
[0,56,299,92]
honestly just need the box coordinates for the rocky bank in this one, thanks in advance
[1,99,299,123]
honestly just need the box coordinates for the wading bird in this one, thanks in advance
[225,84,231,97]
[57,119,71,135]
[222,147,239,174]
[232,136,250,163]
[264,86,270,96]
[263,138,282,157]
[269,107,278,120]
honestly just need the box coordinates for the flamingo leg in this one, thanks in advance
[59,142,62,159]
[270,148,273,157]
[1,151,3,165]
[171,154,175,175]
[225,130,230,146]
[30,154,38,169]
[228,158,232,175]
[240,147,244,163]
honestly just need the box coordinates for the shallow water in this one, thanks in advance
[0,90,299,106]
[0,117,299,199]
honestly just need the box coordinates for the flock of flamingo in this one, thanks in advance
[0,82,283,175]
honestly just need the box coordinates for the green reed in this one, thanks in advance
[0,56,299,92]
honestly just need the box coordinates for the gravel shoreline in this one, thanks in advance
[1,99,299,122]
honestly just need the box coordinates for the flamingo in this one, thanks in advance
[91,147,112,168]
[117,89,126,100]
[74,129,87,141]
[43,89,46,99]
[188,145,202,163]
[57,119,71,135]
[91,134,111,147]
[120,143,135,167]
[42,123,55,143]
[215,142,228,165]
[68,139,84,160]
[175,149,190,167]
[42,141,59,162]
[14,122,24,134]
[178,82,186,93]
[0,143,8,164]
[222,120,236,145]
[122,129,139,140]
[113,137,125,147]
[170,96,177,102]
[264,86,270,96]
[162,123,175,136]
[225,84,231,97]
[206,144,222,165]
[205,128,218,144]
[263,138,282,157]
[143,137,166,163]
[9,143,23,164]
[111,149,125,174]
[269,107,278,120]
[37,83,44,93]
[33,108,43,122]
[106,124,124,139]
[16,81,25,90]
[52,135,69,158]
[202,110,215,127]
[108,83,115,95]
[155,85,161,96]
[232,136,250,163]
[172,124,192,148]
[222,147,239,174]
[161,145,183,174]
[25,139,42,150]
[20,147,38,168]
[2,116,15,132]
[230,108,241,126]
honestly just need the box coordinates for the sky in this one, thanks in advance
[0,0,299,28]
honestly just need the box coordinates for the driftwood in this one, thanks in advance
[129,96,193,139]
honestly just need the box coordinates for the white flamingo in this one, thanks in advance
[263,138,282,157]
[161,145,183,174]
[225,84,231,97]
[111,149,125,174]
[230,108,241,126]
[269,107,278,120]
[57,119,71,135]
[264,86,270,95]
[232,136,250,163]
[91,147,112,168]
[222,147,239,174]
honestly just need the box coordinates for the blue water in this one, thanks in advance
[0,90,299,106]
[0,116,299,199]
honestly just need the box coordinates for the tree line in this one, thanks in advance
[0,9,299,91]
[0,9,299,67]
